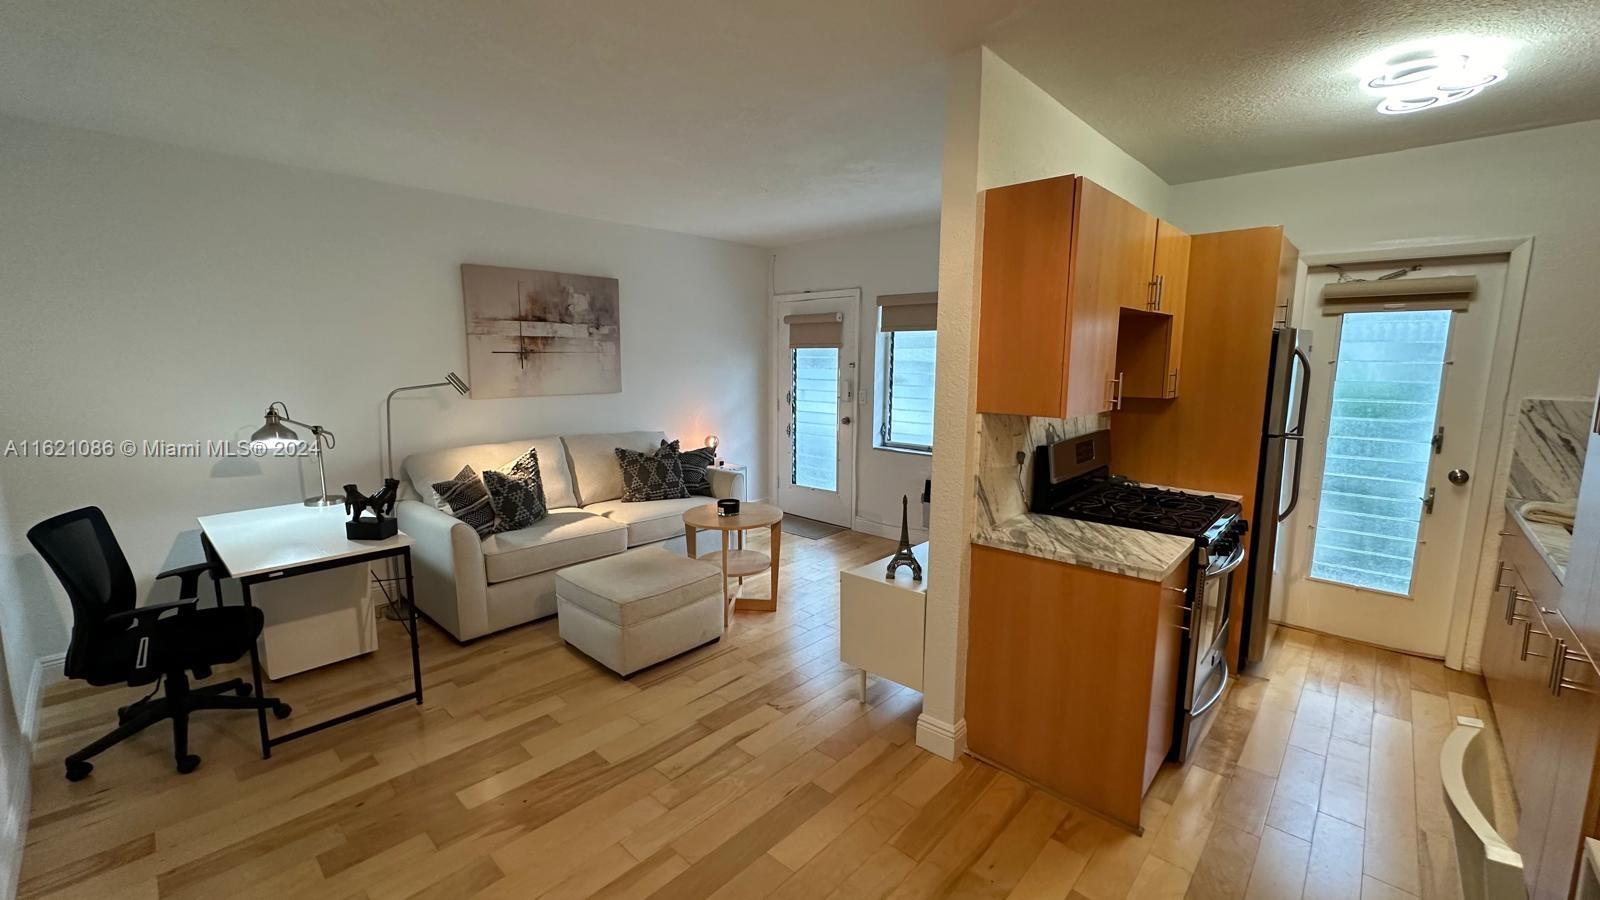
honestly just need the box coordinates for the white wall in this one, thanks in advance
[0,477,28,900]
[771,221,939,539]
[919,48,1174,757]
[0,116,770,702]
[1168,119,1600,669]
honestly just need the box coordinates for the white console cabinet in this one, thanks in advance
[839,542,928,699]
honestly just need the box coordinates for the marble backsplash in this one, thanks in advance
[974,412,1108,531]
[1508,398,1591,502]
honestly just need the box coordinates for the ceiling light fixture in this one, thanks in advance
[1355,37,1511,115]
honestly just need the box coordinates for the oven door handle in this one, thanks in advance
[1190,657,1230,719]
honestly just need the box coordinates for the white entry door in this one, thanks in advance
[774,292,858,526]
[1282,256,1507,657]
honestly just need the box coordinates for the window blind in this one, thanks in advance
[784,312,843,348]
[877,292,937,333]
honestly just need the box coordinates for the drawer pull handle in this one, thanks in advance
[1504,587,1530,626]
[1521,616,1550,661]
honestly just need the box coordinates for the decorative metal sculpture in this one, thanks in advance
[885,494,922,581]
[343,478,401,540]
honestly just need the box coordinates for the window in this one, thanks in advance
[879,329,936,452]
[1309,309,1451,595]
[791,347,840,490]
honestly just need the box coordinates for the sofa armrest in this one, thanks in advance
[707,468,746,501]
[397,500,489,640]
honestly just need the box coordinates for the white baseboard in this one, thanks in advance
[851,516,930,543]
[915,713,967,760]
[23,652,65,747]
[5,653,59,900]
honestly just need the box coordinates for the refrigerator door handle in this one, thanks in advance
[1280,434,1305,521]
[1289,347,1312,437]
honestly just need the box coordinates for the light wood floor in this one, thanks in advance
[21,529,1502,899]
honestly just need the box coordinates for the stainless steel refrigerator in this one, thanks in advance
[1241,326,1312,667]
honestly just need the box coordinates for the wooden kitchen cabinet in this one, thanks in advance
[1111,226,1296,665]
[966,543,1184,830]
[1481,386,1600,898]
[1118,221,1192,399]
[975,175,1153,418]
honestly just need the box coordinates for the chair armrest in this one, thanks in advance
[104,598,198,625]
[397,500,488,640]
[707,468,745,500]
[156,560,217,601]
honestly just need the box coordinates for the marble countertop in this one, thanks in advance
[973,512,1194,582]
[1507,499,1573,583]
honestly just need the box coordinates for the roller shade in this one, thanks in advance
[1321,275,1477,314]
[784,312,843,348]
[877,292,938,332]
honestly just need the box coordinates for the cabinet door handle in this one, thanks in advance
[1114,372,1125,410]
[1167,370,1179,398]
[1147,279,1158,311]
[1155,274,1165,311]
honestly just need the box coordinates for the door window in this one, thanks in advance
[1309,309,1451,595]
[791,347,839,490]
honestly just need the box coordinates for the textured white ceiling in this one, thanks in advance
[4,2,1596,245]
[0,0,1024,246]
[985,0,1600,183]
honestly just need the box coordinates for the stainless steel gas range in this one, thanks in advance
[1031,429,1248,762]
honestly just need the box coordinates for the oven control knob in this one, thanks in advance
[1230,519,1249,535]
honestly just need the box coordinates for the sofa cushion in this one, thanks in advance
[616,447,689,502]
[432,466,498,538]
[480,509,627,584]
[403,436,577,510]
[666,441,718,497]
[555,547,721,627]
[562,431,666,506]
[586,496,711,546]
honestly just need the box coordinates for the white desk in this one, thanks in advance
[839,542,928,700]
[198,503,421,758]
[198,503,412,578]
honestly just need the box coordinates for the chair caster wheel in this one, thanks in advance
[176,755,201,774]
[273,703,292,720]
[117,705,131,723]
[236,683,253,697]
[65,760,93,782]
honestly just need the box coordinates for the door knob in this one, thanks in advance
[1447,468,1470,485]
[841,416,852,425]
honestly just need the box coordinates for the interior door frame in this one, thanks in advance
[770,289,860,525]
[1299,237,1533,670]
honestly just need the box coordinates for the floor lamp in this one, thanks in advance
[381,371,470,620]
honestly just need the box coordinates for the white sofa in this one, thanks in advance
[396,430,745,641]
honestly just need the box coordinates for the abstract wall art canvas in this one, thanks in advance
[460,264,621,399]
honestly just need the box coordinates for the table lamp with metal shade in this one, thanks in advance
[250,402,340,507]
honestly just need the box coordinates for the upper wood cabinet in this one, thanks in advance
[975,175,1164,418]
[1119,221,1192,399]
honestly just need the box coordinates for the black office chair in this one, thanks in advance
[27,506,292,780]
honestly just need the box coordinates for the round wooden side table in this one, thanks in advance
[682,502,783,624]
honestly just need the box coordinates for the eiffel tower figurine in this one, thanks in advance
[885,495,923,581]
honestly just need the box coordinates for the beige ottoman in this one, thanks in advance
[556,547,724,676]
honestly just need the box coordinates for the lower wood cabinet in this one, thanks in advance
[966,543,1184,830]
[1483,519,1600,898]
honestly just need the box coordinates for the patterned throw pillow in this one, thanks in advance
[483,447,548,529]
[431,466,498,538]
[662,439,716,497]
[616,446,689,502]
